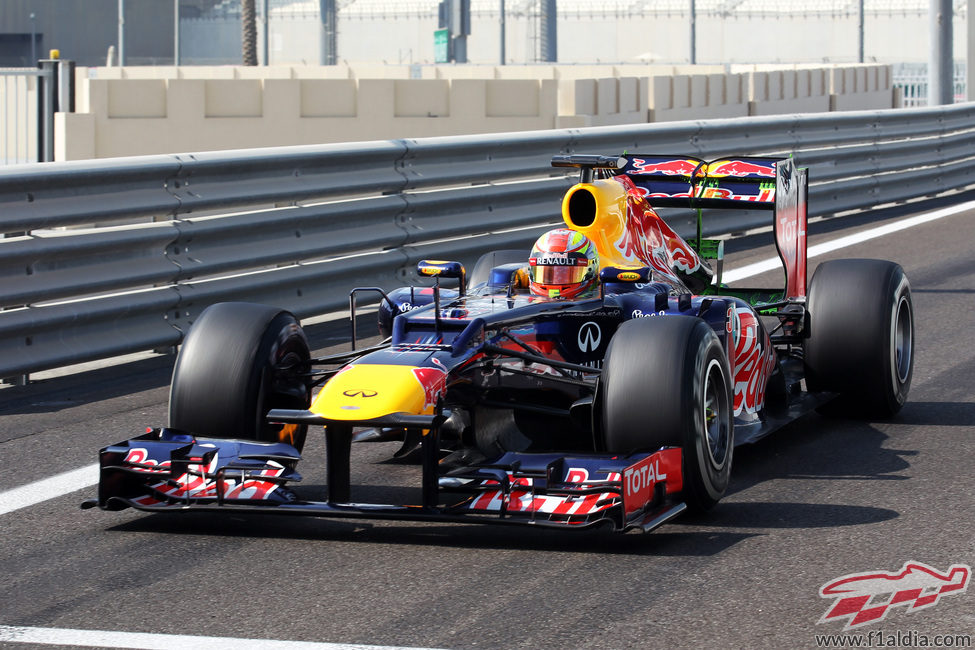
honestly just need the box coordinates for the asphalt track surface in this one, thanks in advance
[1,197,974,649]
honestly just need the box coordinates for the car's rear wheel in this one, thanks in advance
[169,302,312,451]
[600,317,733,512]
[805,259,913,417]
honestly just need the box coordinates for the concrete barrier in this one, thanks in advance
[748,68,831,115]
[55,63,896,161]
[556,77,649,127]
[648,73,750,122]
[1,73,40,164]
[830,65,896,111]
[59,75,562,159]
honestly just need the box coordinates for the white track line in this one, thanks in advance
[0,625,437,650]
[1,198,973,519]
[0,464,99,517]
[722,199,975,283]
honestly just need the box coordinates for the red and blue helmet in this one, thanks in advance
[528,228,599,299]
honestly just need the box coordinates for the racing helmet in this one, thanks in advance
[528,228,599,299]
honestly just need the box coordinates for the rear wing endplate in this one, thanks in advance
[773,159,808,300]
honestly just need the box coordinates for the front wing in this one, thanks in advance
[84,427,686,534]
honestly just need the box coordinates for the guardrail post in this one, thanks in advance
[36,58,57,162]
[57,59,75,113]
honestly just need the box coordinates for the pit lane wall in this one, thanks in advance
[55,63,895,161]
[3,101,972,380]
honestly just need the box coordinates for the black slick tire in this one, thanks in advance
[600,316,734,512]
[169,302,312,451]
[805,259,913,417]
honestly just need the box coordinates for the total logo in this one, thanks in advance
[577,321,602,353]
[621,452,676,516]
[623,458,667,494]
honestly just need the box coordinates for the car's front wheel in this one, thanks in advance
[169,302,312,451]
[600,316,734,512]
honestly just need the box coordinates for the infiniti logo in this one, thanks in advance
[577,321,602,353]
[342,389,378,398]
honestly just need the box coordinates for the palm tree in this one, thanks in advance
[242,0,257,65]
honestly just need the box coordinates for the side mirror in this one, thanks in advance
[418,260,466,295]
[599,266,652,284]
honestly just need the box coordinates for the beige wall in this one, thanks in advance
[55,63,895,161]
[2,74,40,164]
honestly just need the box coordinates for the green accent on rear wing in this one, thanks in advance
[703,285,786,313]
[688,237,725,286]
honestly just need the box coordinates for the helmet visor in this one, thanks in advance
[531,263,590,286]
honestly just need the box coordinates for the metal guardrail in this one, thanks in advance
[3,102,975,379]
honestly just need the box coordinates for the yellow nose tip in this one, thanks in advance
[310,364,445,421]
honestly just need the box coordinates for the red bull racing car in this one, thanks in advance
[84,154,914,533]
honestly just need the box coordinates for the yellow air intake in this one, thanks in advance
[561,179,633,268]
[560,177,713,291]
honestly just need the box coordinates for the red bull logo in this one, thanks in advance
[707,159,776,178]
[697,185,776,203]
[123,448,287,504]
[123,448,172,473]
[818,561,971,629]
[629,158,702,176]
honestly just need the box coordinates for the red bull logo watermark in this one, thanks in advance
[818,561,971,630]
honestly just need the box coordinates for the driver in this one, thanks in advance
[528,228,599,299]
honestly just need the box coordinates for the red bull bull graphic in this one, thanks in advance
[818,561,971,629]
[613,175,706,286]
[622,155,779,208]
[411,366,447,411]
[706,159,777,178]
[629,157,703,176]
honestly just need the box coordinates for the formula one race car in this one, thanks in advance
[84,153,914,533]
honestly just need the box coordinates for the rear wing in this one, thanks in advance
[617,155,780,210]
[552,153,809,300]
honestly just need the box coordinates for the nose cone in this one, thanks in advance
[310,364,445,421]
